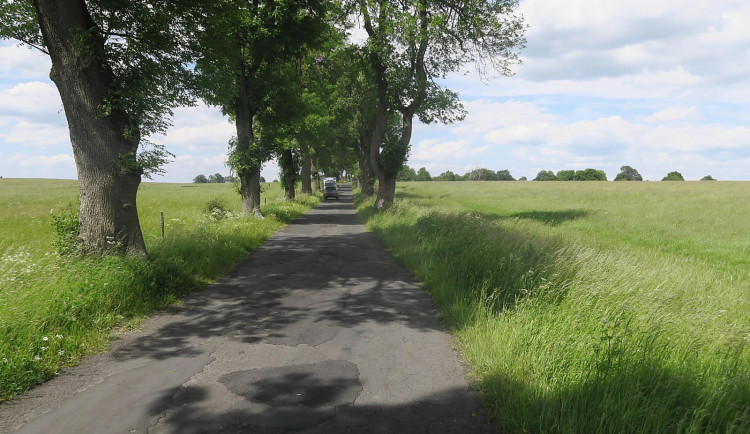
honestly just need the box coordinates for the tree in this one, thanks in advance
[534,170,557,181]
[357,0,526,207]
[614,166,643,181]
[397,165,417,181]
[701,175,716,181]
[573,168,607,181]
[208,173,225,183]
[556,170,575,181]
[435,170,456,181]
[0,1,197,257]
[193,0,328,217]
[496,169,515,181]
[466,168,498,181]
[662,171,685,181]
[518,176,528,181]
[416,167,432,181]
[193,174,209,183]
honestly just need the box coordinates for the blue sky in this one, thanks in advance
[1,0,749,182]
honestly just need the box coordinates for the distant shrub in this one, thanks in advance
[534,170,557,181]
[573,168,607,181]
[614,166,643,181]
[496,169,516,181]
[465,168,498,181]
[518,176,528,181]
[50,204,80,256]
[662,171,685,181]
[556,170,575,181]
[435,170,456,181]
[701,175,716,181]
[193,174,208,183]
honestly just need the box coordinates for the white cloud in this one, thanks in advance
[0,152,75,178]
[0,81,64,122]
[644,106,698,123]
[0,43,51,80]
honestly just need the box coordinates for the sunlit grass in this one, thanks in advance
[0,178,319,399]
[357,181,750,433]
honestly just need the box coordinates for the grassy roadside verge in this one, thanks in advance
[355,188,749,433]
[0,179,320,400]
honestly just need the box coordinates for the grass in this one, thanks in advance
[0,178,319,400]
[356,181,750,433]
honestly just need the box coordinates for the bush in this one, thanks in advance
[204,198,229,221]
[662,171,685,181]
[416,167,432,182]
[496,169,515,181]
[534,170,557,181]
[193,174,208,183]
[573,168,607,181]
[701,175,716,181]
[50,204,80,256]
[556,170,575,181]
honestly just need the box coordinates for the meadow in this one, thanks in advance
[0,178,319,399]
[357,181,750,433]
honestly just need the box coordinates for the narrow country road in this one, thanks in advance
[0,185,494,433]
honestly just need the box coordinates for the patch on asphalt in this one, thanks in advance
[219,360,362,408]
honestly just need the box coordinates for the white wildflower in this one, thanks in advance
[33,355,41,361]
[42,336,49,341]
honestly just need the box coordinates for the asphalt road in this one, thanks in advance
[0,185,494,434]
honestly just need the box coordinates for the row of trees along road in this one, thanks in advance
[0,0,526,257]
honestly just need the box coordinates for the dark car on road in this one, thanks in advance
[324,178,339,199]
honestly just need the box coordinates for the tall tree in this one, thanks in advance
[0,0,196,257]
[193,0,328,217]
[356,0,526,206]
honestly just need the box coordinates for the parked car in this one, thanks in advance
[323,178,339,199]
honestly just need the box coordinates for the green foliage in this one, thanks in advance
[573,168,607,181]
[203,197,229,221]
[701,175,716,181]
[208,173,225,183]
[0,1,199,175]
[662,171,685,181]
[496,169,515,181]
[556,170,575,181]
[356,181,750,433]
[435,170,457,181]
[0,180,319,399]
[397,165,418,182]
[50,204,80,256]
[534,170,557,181]
[464,168,498,181]
[416,167,432,182]
[614,165,643,181]
[518,176,528,181]
[193,174,209,183]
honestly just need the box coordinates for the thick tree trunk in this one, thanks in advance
[33,0,146,257]
[239,167,262,217]
[310,147,320,191]
[299,142,312,194]
[280,148,296,201]
[235,73,263,218]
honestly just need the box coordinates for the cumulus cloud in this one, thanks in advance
[0,152,75,179]
[0,43,51,80]
[644,106,699,122]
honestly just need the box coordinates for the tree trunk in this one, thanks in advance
[239,167,263,217]
[299,142,312,194]
[356,137,375,196]
[33,0,147,257]
[280,148,296,201]
[310,147,320,191]
[235,72,263,218]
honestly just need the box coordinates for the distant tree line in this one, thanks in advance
[397,165,718,182]
[193,173,240,184]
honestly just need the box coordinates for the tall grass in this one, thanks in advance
[356,182,750,433]
[0,179,319,399]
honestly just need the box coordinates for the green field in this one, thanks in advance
[0,178,319,399]
[357,181,750,433]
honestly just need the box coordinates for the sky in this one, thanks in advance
[1,0,749,183]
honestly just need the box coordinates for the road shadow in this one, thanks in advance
[112,192,445,362]
[148,380,495,433]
